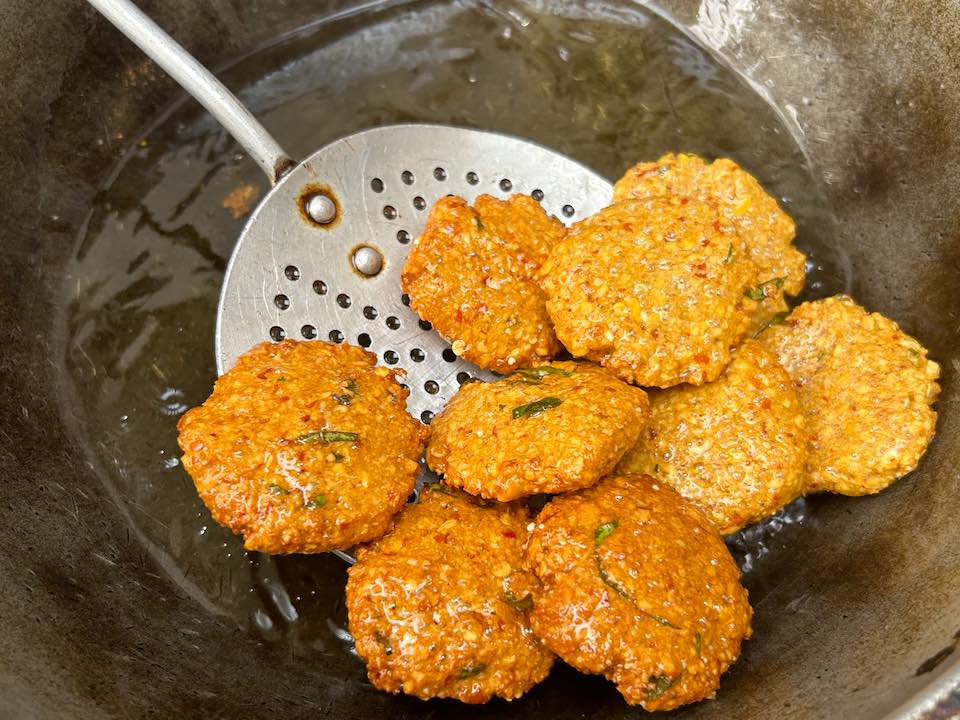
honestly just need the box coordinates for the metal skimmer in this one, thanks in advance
[87,0,613,422]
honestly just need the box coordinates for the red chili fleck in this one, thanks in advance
[502,530,516,539]
[434,533,448,544]
[760,397,773,410]
[694,353,709,365]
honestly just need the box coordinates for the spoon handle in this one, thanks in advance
[86,0,295,183]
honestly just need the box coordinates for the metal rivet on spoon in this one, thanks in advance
[352,245,383,277]
[305,193,337,225]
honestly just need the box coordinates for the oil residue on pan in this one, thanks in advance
[57,0,845,662]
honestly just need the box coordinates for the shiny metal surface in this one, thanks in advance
[215,124,613,421]
[351,246,383,277]
[305,193,338,225]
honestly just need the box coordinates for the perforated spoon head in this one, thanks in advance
[82,2,614,417]
[216,124,614,421]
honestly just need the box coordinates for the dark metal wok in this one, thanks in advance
[2,0,958,718]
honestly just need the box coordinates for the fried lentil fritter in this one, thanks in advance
[400,194,565,372]
[758,295,940,496]
[426,362,650,501]
[540,197,758,387]
[526,474,751,711]
[617,340,807,534]
[177,340,428,553]
[346,486,553,703]
[613,153,806,331]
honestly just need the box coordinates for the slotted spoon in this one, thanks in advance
[87,0,614,420]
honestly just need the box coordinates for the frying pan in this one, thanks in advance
[1,0,958,718]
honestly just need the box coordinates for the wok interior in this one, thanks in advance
[3,0,959,718]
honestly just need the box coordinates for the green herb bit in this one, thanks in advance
[653,463,660,474]
[305,494,327,509]
[724,243,735,264]
[267,483,289,496]
[425,481,449,494]
[475,216,485,231]
[646,674,679,700]
[332,453,345,463]
[753,310,790,338]
[513,366,574,384]
[501,591,534,611]
[649,613,680,629]
[695,632,702,657]
[744,276,786,301]
[457,663,487,679]
[374,632,393,656]
[594,554,681,628]
[594,521,618,546]
[512,396,563,419]
[460,376,482,385]
[908,348,920,357]
[346,380,358,393]
[332,393,352,405]
[296,430,359,444]
[277,376,289,382]
[595,554,632,601]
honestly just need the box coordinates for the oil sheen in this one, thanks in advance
[60,0,844,661]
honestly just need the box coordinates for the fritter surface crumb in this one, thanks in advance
[347,486,553,703]
[526,474,752,711]
[177,340,428,553]
[427,362,650,501]
[540,197,758,387]
[618,340,807,534]
[758,295,940,495]
[401,194,565,372]
[613,152,805,331]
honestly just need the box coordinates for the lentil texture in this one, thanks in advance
[346,486,553,703]
[540,197,758,387]
[526,474,752,711]
[177,340,428,553]
[613,153,805,331]
[758,295,940,495]
[618,340,807,534]
[401,193,565,372]
[427,362,650,501]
